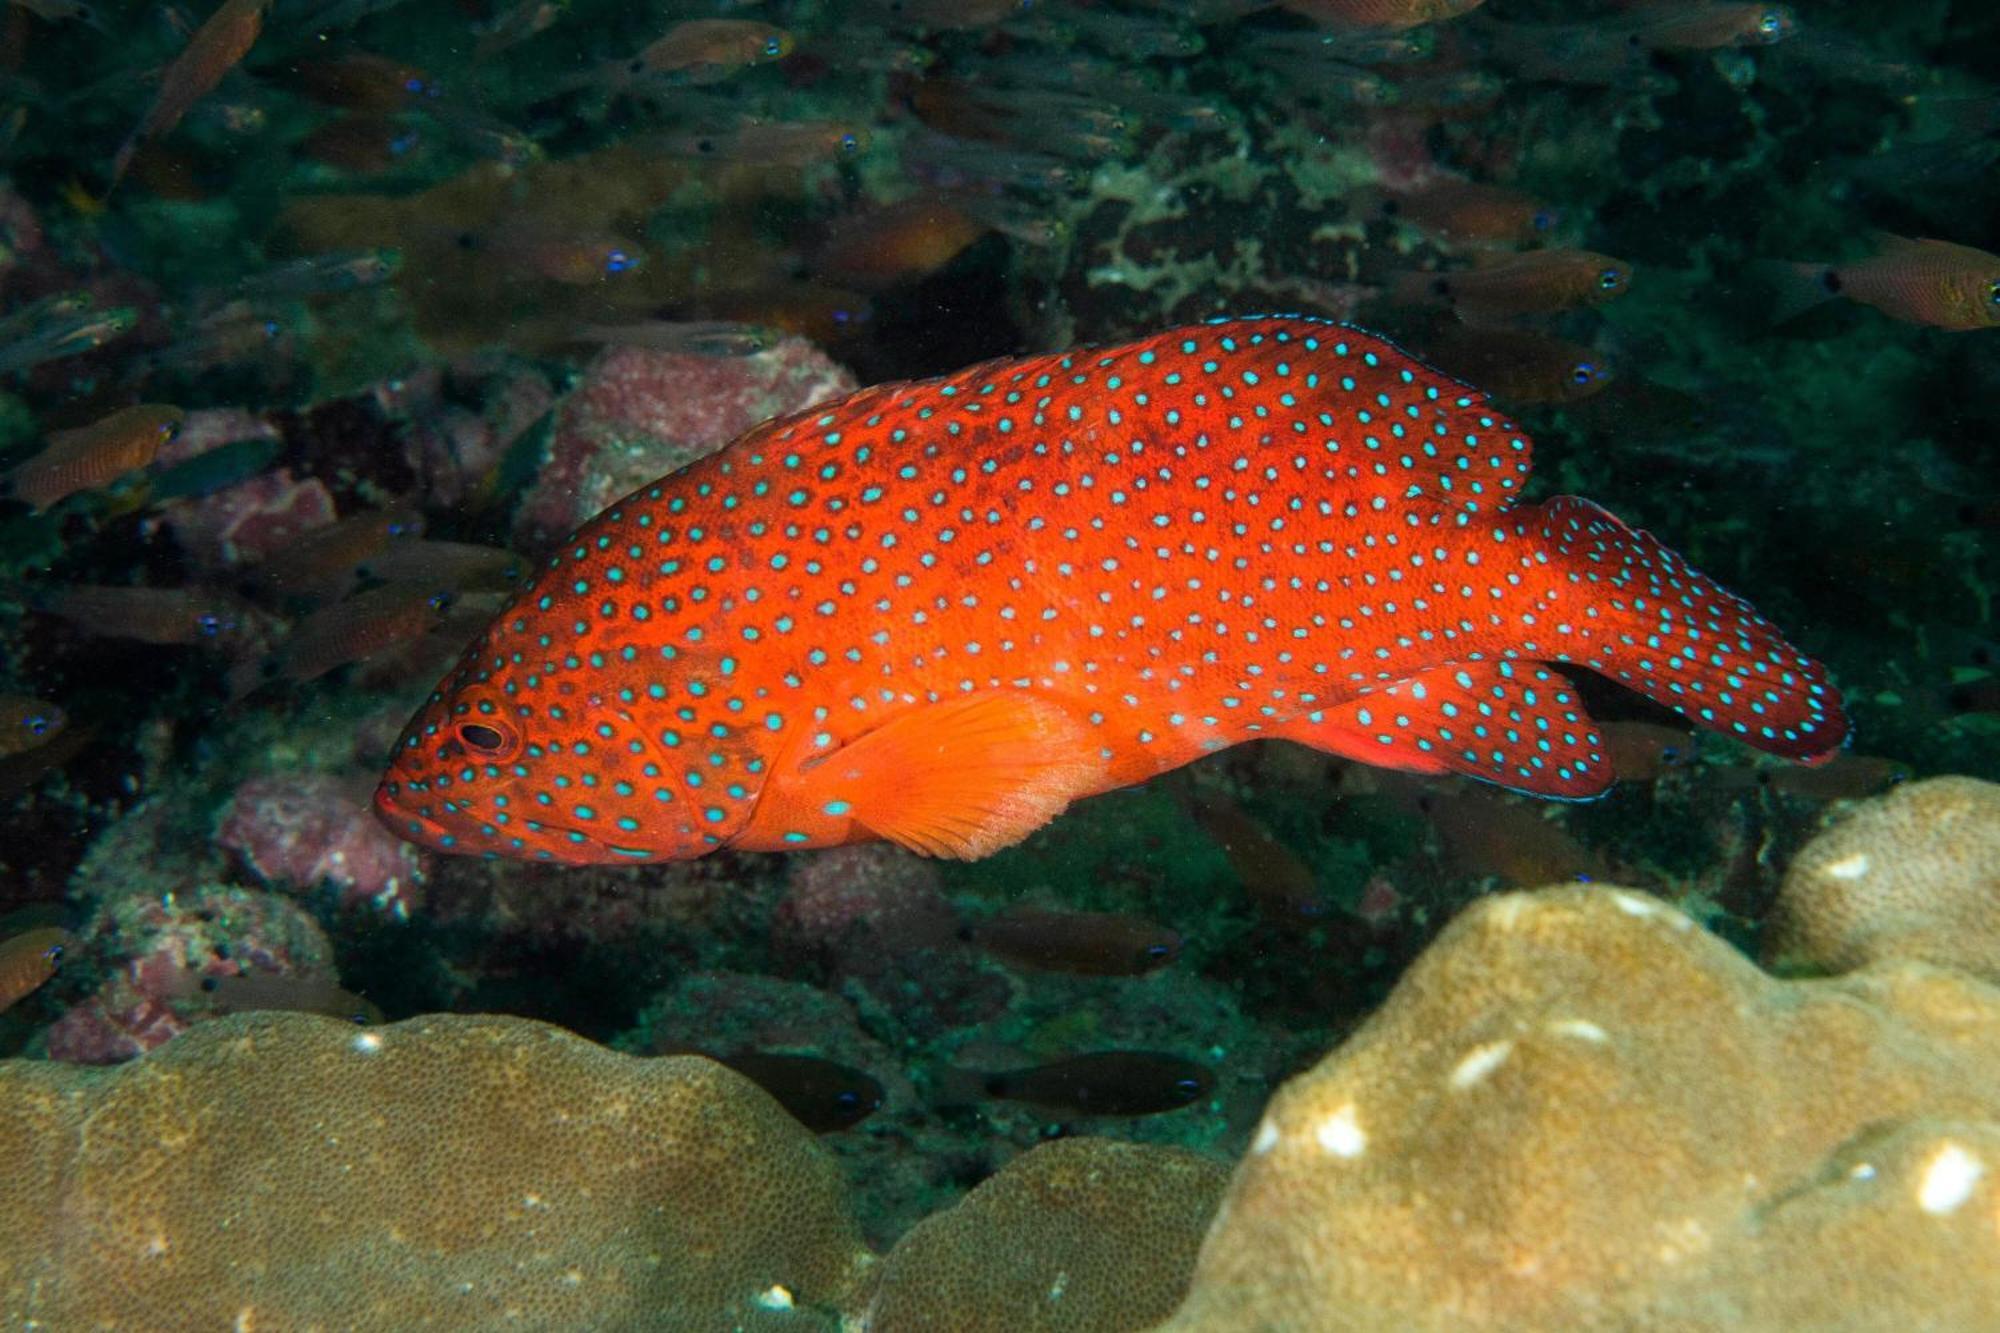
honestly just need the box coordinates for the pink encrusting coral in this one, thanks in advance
[772,843,958,976]
[216,771,423,916]
[512,336,856,552]
[46,882,338,1064]
[162,468,339,572]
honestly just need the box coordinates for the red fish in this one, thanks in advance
[377,316,1846,865]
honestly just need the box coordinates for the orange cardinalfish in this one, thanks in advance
[968,907,1183,975]
[233,582,457,698]
[965,1051,1213,1117]
[1,404,183,511]
[1367,177,1561,250]
[1763,235,2000,332]
[0,927,70,1014]
[33,583,267,647]
[1417,324,1613,405]
[1280,0,1486,31]
[109,0,271,191]
[1384,250,1633,322]
[376,315,1847,866]
[0,696,64,758]
[562,18,793,94]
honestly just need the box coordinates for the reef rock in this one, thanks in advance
[514,336,855,553]
[1159,885,2000,1332]
[0,1012,872,1329]
[1767,774,2000,983]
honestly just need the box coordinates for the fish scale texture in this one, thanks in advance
[1157,886,2000,1332]
[866,1137,1230,1333]
[378,315,1845,866]
[0,1012,872,1330]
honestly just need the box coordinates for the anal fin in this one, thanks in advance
[1276,659,1612,800]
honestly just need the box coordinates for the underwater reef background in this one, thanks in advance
[0,0,1998,1326]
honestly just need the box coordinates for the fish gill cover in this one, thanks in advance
[0,0,1994,1326]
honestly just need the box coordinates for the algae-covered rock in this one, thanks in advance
[0,1011,873,1330]
[1159,885,2000,1332]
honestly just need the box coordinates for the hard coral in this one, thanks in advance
[0,1012,873,1329]
[866,1137,1228,1333]
[1767,774,2000,983]
[1160,886,2000,1332]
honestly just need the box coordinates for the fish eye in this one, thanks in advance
[604,249,639,275]
[455,720,516,757]
[1570,362,1597,385]
[41,943,63,965]
[763,36,785,57]
[838,132,859,153]
[1758,10,1786,36]
[1173,1077,1203,1096]
[426,590,455,612]
[24,713,49,736]
[1531,208,1558,231]
[1598,268,1624,291]
[1986,279,2000,304]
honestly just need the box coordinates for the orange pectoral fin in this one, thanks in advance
[785,691,1108,860]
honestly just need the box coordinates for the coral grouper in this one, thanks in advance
[377,316,1847,864]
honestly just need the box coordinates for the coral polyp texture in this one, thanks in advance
[1157,885,2000,1333]
[1767,775,2000,984]
[865,1137,1229,1332]
[0,1012,873,1330]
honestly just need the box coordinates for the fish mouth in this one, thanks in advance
[372,779,628,863]
[372,780,455,850]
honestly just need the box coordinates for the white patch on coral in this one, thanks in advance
[1610,891,1658,917]
[1822,852,1871,880]
[351,1031,384,1054]
[1448,1040,1515,1090]
[1849,1162,1876,1182]
[1314,1102,1367,1158]
[1486,895,1531,930]
[1547,1018,1608,1043]
[1251,1118,1280,1155]
[1656,1216,1712,1264]
[1917,1142,1983,1215]
[755,1286,794,1311]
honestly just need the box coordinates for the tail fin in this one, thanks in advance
[1529,496,1848,764]
[1747,258,1842,327]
